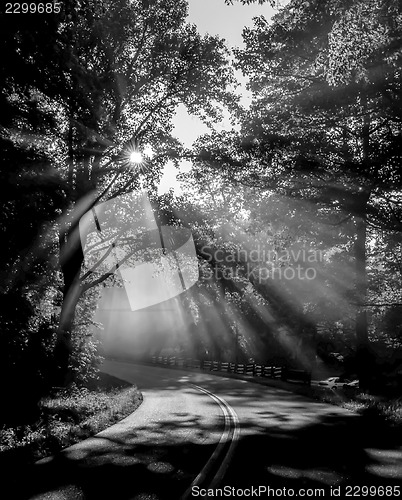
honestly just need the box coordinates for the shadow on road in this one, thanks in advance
[7,367,402,499]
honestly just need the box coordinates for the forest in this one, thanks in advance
[1,0,401,424]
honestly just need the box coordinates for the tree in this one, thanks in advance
[2,0,238,386]
[173,157,323,367]
[231,0,402,387]
[0,8,69,419]
[183,0,402,387]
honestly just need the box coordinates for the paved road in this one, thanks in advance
[15,361,402,499]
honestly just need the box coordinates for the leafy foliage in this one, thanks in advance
[0,0,238,400]
[177,0,402,386]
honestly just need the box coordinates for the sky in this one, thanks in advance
[158,0,276,194]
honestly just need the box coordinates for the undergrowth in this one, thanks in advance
[0,375,142,464]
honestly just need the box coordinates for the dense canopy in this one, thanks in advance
[1,0,401,421]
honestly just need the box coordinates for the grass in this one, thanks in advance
[308,386,402,427]
[0,373,143,465]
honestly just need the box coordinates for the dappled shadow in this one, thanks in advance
[16,439,216,500]
[225,411,402,491]
[8,363,402,499]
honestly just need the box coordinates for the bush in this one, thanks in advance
[0,376,142,464]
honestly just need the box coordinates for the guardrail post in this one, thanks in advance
[203,360,211,371]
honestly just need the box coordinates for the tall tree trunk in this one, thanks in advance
[355,215,368,347]
[55,220,84,386]
[355,92,373,390]
[354,210,371,390]
[54,111,98,386]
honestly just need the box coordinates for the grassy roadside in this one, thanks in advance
[0,372,143,465]
[308,386,402,427]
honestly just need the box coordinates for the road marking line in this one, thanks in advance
[180,384,240,499]
[209,393,240,489]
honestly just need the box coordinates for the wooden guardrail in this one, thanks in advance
[150,356,311,385]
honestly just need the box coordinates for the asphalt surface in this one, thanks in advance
[10,361,402,499]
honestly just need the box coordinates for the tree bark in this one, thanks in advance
[354,91,374,389]
[55,214,85,385]
[354,209,372,390]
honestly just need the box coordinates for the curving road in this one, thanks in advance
[16,361,402,499]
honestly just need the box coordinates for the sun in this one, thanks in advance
[129,151,144,164]
[120,143,154,173]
